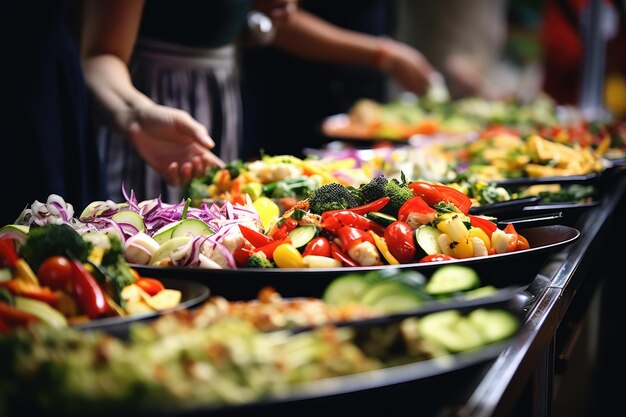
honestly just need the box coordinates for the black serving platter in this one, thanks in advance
[73,277,210,335]
[469,196,541,217]
[130,291,527,417]
[133,225,580,301]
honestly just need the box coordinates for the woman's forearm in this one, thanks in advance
[82,55,153,136]
[272,9,382,68]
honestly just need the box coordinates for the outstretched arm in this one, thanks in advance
[271,9,438,94]
[80,0,223,186]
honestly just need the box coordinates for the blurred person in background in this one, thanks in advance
[239,0,439,159]
[394,0,522,100]
[540,0,626,119]
[89,0,438,202]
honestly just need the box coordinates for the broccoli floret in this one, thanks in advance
[359,175,389,204]
[98,236,137,306]
[308,183,360,214]
[246,252,276,268]
[19,224,93,272]
[381,179,414,217]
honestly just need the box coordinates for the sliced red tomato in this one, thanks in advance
[302,237,331,258]
[419,254,455,263]
[383,221,417,264]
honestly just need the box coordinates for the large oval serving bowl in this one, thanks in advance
[133,225,580,300]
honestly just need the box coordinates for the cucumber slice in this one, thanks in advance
[149,236,192,265]
[366,211,397,227]
[171,219,214,238]
[415,225,442,255]
[152,221,183,245]
[288,225,318,249]
[463,285,498,300]
[468,308,519,343]
[0,224,29,241]
[111,211,145,234]
[360,281,424,314]
[425,265,480,296]
[419,310,484,352]
[323,274,372,306]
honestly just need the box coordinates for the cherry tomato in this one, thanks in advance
[302,237,331,258]
[136,278,165,296]
[383,221,417,264]
[419,254,456,263]
[37,256,73,292]
[408,182,443,206]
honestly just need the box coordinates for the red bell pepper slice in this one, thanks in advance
[322,196,391,218]
[336,226,375,251]
[69,259,111,319]
[233,242,255,267]
[0,238,18,268]
[0,302,39,327]
[239,224,274,247]
[252,237,292,260]
[431,185,472,214]
[469,214,498,238]
[268,218,298,241]
[5,280,59,305]
[408,182,444,206]
[322,210,385,236]
[329,241,358,267]
[397,196,437,225]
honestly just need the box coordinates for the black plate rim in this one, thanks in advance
[72,277,210,331]
[132,224,580,277]
[469,196,541,215]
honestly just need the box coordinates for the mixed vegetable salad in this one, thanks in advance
[1,175,530,274]
[0,264,519,415]
[0,200,184,333]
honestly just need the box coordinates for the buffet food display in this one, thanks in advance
[1,91,623,417]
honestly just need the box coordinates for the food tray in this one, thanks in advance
[133,225,580,300]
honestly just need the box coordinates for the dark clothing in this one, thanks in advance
[139,0,253,48]
[2,1,104,225]
[239,0,393,160]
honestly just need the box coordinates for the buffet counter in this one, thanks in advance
[451,169,626,417]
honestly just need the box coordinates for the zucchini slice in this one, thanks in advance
[366,211,397,227]
[415,225,442,255]
[323,274,371,307]
[288,225,318,249]
[425,265,480,296]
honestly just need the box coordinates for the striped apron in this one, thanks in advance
[97,38,242,203]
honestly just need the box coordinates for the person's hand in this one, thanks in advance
[127,103,224,186]
[375,37,437,95]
